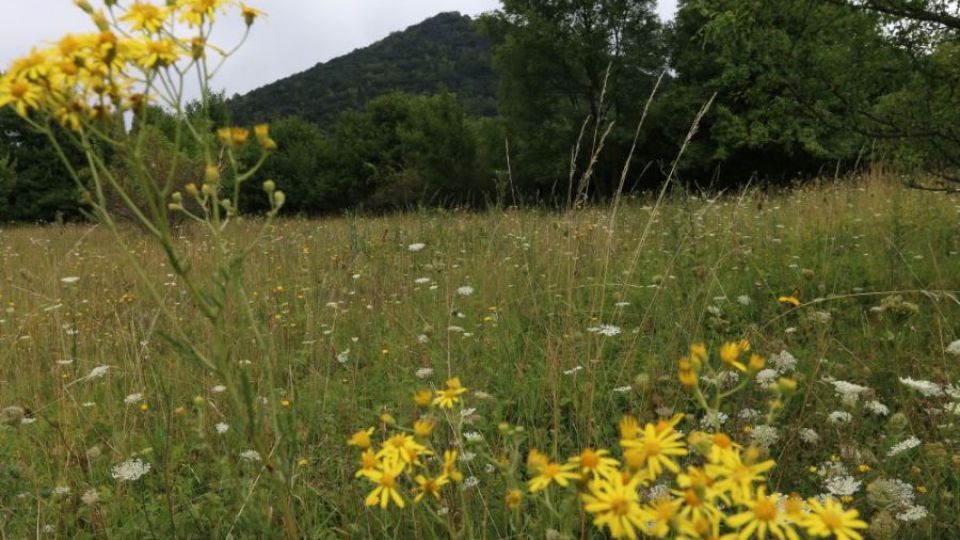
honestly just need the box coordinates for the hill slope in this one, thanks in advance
[229,12,497,127]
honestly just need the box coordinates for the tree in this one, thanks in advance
[669,0,908,183]
[479,0,666,201]
[0,107,86,222]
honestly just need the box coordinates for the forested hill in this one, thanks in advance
[228,12,497,127]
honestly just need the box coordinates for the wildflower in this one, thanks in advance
[378,434,430,467]
[215,422,229,435]
[581,473,647,539]
[826,476,863,497]
[432,377,467,408]
[865,400,889,416]
[463,431,483,443]
[413,390,433,407]
[347,427,374,449]
[946,340,960,357]
[620,415,687,479]
[719,340,749,372]
[896,504,928,522]
[217,127,250,148]
[527,455,579,492]
[830,380,870,406]
[463,476,480,488]
[803,497,868,540]
[748,354,766,371]
[770,350,798,372]
[506,488,523,509]
[408,242,426,252]
[563,365,584,375]
[640,497,692,538]
[361,460,406,509]
[887,436,921,458]
[619,415,641,439]
[413,474,449,502]
[800,428,820,445]
[750,425,780,449]
[456,286,474,296]
[111,459,151,481]
[413,419,435,438]
[707,447,775,500]
[0,77,42,117]
[898,377,943,397]
[415,367,434,379]
[239,450,261,462]
[828,411,853,424]
[588,324,621,337]
[124,393,143,405]
[727,488,799,540]
[239,3,265,26]
[779,295,801,307]
[81,489,100,506]
[442,450,463,483]
[569,448,620,479]
[60,276,80,284]
[121,1,168,32]
[253,123,276,150]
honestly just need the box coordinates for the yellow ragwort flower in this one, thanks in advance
[727,487,799,540]
[413,389,433,407]
[527,458,580,492]
[581,472,647,539]
[347,427,374,450]
[413,474,448,503]
[361,459,406,509]
[432,376,467,408]
[505,488,522,509]
[120,2,169,33]
[569,448,620,480]
[719,341,748,372]
[412,419,435,438]
[620,415,688,479]
[802,497,868,540]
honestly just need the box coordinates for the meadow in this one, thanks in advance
[1,174,958,538]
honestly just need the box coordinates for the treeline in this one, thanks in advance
[3,0,960,221]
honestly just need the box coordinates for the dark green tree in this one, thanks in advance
[479,0,666,200]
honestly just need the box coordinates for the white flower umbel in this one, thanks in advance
[829,380,869,406]
[407,243,426,252]
[865,400,890,416]
[587,324,621,337]
[945,339,960,357]
[124,393,143,405]
[112,459,151,482]
[240,450,262,462]
[456,286,474,296]
[899,377,943,397]
[887,436,921,458]
[827,411,853,424]
[825,475,862,497]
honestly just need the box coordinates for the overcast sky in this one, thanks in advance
[1,1,678,100]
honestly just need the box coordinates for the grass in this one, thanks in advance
[1,174,959,538]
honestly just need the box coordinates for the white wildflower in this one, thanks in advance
[52,486,71,496]
[865,400,890,416]
[825,476,862,497]
[587,324,621,337]
[408,243,426,252]
[700,411,728,429]
[414,277,431,285]
[463,476,479,488]
[60,276,80,284]
[211,385,226,394]
[612,385,632,394]
[828,411,853,424]
[240,450,262,462]
[417,334,430,344]
[887,436,921,457]
[945,339,960,357]
[563,366,584,376]
[829,380,869,406]
[124,393,143,405]
[770,350,797,373]
[415,367,434,379]
[111,459,151,482]
[459,451,476,463]
[215,422,229,435]
[738,408,761,421]
[336,349,350,365]
[456,286,474,296]
[85,365,112,381]
[737,295,752,306]
[899,377,943,397]
[81,489,99,506]
[800,428,820,444]
[464,431,483,443]
[896,505,928,522]
[756,368,779,386]
[750,425,779,449]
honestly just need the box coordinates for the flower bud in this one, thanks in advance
[262,179,275,193]
[273,190,286,208]
[185,183,199,198]
[171,192,183,203]
[205,164,220,184]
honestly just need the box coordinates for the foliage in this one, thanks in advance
[229,12,498,127]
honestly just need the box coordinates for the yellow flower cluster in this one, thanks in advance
[347,377,468,509]
[527,415,867,540]
[0,0,263,130]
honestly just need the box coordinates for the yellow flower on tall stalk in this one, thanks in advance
[413,389,433,407]
[706,447,775,500]
[0,77,42,117]
[177,0,226,27]
[620,415,688,479]
[639,497,695,538]
[802,497,868,540]
[581,472,647,539]
[413,474,448,503]
[136,39,180,69]
[120,2,169,33]
[378,433,430,467]
[442,450,463,483]
[347,427,374,449]
[412,419,435,438]
[354,448,379,478]
[505,488,523,509]
[527,455,580,492]
[569,448,620,479]
[619,415,641,439]
[719,341,749,372]
[727,487,799,540]
[239,3,265,26]
[361,459,406,509]
[432,376,467,408]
